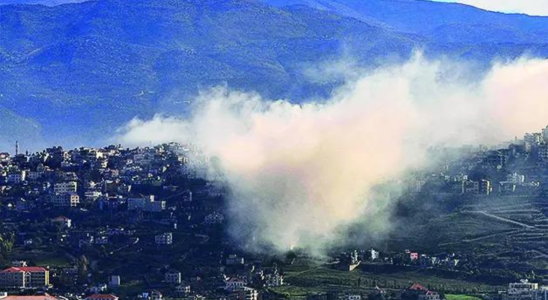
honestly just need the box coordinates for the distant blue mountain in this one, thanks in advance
[0,0,86,5]
[261,0,548,42]
[0,0,547,149]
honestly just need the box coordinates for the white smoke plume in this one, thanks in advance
[115,55,548,255]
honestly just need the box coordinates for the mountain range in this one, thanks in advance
[0,0,84,5]
[1,0,548,150]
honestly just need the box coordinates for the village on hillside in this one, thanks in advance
[4,126,548,299]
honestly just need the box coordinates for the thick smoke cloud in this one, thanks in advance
[115,55,548,255]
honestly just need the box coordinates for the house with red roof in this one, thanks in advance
[401,283,439,300]
[0,292,57,300]
[408,284,428,291]
[402,284,440,300]
[51,216,72,229]
[0,267,49,289]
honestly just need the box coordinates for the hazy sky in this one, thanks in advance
[435,0,548,16]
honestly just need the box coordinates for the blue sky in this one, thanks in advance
[434,0,548,16]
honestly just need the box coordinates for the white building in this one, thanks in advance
[419,291,441,300]
[233,287,258,300]
[226,255,244,266]
[85,190,103,202]
[265,273,283,287]
[205,212,224,224]
[51,192,80,207]
[7,171,26,184]
[155,233,173,245]
[54,181,78,194]
[225,278,246,292]
[370,249,380,260]
[27,171,42,181]
[506,173,526,185]
[10,261,27,267]
[506,280,548,300]
[109,275,120,288]
[95,236,109,245]
[165,270,181,284]
[175,283,190,294]
[141,290,162,300]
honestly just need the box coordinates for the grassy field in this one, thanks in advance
[115,280,147,298]
[392,194,548,279]
[11,247,73,267]
[270,262,503,299]
[446,294,483,300]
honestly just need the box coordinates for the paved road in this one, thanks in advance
[467,211,535,229]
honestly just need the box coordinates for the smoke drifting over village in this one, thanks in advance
[116,55,548,255]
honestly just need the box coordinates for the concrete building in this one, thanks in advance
[226,255,244,266]
[205,212,224,224]
[370,249,380,260]
[479,179,492,195]
[150,290,162,300]
[165,270,181,284]
[0,267,49,289]
[175,283,191,294]
[506,280,548,300]
[232,287,258,300]
[225,278,246,292]
[265,273,284,287]
[108,275,120,288]
[51,192,79,207]
[155,233,172,245]
[54,181,78,194]
[7,171,26,184]
[419,291,441,300]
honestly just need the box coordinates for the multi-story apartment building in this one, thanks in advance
[155,233,173,245]
[164,270,181,284]
[51,192,80,207]
[54,181,78,194]
[0,266,49,289]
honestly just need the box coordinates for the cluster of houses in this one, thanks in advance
[338,249,460,272]
[0,142,288,299]
[403,126,548,197]
[4,127,548,300]
[0,257,284,300]
[0,143,193,211]
[0,143,233,299]
[305,283,442,300]
[503,279,548,300]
